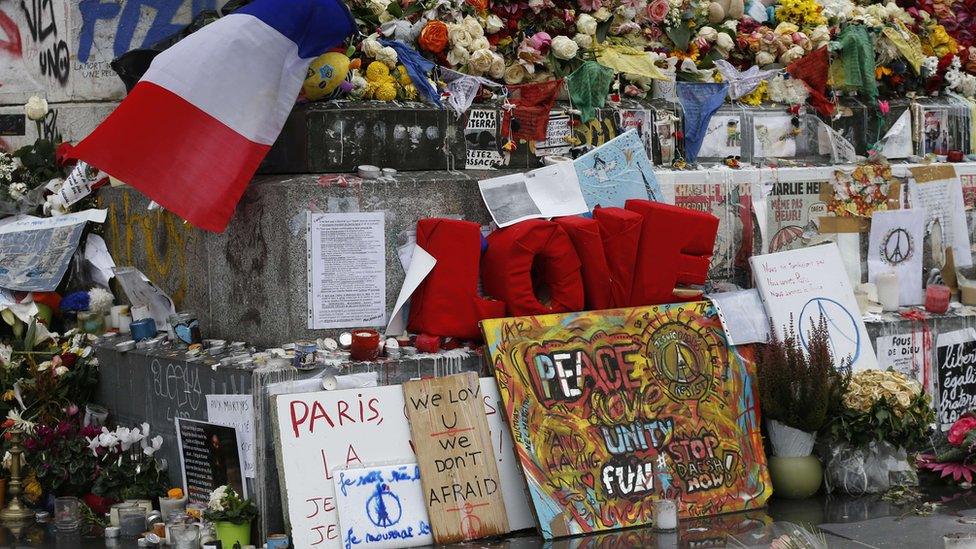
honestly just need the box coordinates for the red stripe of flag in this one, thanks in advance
[69,81,270,232]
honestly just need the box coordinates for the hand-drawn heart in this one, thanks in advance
[174,319,198,343]
[580,472,595,489]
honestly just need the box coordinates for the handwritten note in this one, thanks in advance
[334,464,432,549]
[936,329,976,431]
[402,373,508,543]
[750,244,877,371]
[876,334,924,385]
[206,395,255,478]
[909,165,973,267]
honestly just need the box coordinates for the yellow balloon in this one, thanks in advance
[303,52,351,101]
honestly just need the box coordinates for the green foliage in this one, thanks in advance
[11,139,59,189]
[822,392,934,450]
[92,451,168,501]
[756,317,850,432]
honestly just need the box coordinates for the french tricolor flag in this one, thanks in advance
[70,0,355,232]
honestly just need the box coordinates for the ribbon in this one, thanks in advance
[503,79,564,142]
[567,61,615,123]
[787,47,834,117]
[900,309,932,394]
[380,39,442,106]
[676,82,729,163]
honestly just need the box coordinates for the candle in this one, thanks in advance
[350,329,381,361]
[118,507,147,538]
[926,284,951,314]
[653,498,678,531]
[876,272,900,312]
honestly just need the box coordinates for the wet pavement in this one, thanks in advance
[2,479,975,548]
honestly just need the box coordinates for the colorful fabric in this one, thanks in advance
[503,79,564,141]
[834,25,878,100]
[596,44,668,80]
[787,47,834,117]
[567,61,615,123]
[440,68,501,117]
[69,0,355,232]
[677,82,729,163]
[380,39,442,106]
[714,60,779,100]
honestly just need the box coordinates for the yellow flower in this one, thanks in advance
[365,61,390,82]
[374,81,398,101]
[875,66,892,79]
[2,390,14,402]
[167,488,184,499]
[741,80,768,106]
[395,65,413,87]
[23,475,41,503]
[403,84,418,100]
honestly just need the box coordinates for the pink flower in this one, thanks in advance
[646,0,669,22]
[878,100,890,114]
[579,0,602,11]
[948,416,976,446]
[527,31,552,53]
[621,0,646,10]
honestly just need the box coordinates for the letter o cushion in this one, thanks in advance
[482,219,585,316]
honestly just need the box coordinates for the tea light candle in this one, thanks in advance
[653,498,678,531]
[876,272,900,312]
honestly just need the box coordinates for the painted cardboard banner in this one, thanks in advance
[481,301,770,539]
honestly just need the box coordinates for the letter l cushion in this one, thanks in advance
[625,200,719,305]
[482,219,585,316]
[407,218,505,339]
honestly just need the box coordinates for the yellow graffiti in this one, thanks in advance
[101,190,196,306]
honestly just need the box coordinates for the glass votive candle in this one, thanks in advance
[54,496,81,531]
[652,498,678,532]
[84,403,109,427]
[169,523,201,549]
[159,494,188,521]
[118,506,147,538]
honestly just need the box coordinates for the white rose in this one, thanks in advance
[7,182,27,201]
[504,63,526,84]
[485,14,504,34]
[489,54,506,79]
[470,37,491,52]
[593,7,612,21]
[615,6,637,20]
[448,24,473,49]
[447,46,470,67]
[469,48,494,75]
[755,51,776,66]
[361,38,383,58]
[551,35,579,60]
[577,13,598,35]
[779,45,805,65]
[715,32,734,53]
[367,0,387,16]
[376,46,398,68]
[462,16,485,39]
[809,25,830,49]
[722,20,738,32]
[697,26,718,42]
[574,33,594,50]
[24,96,47,121]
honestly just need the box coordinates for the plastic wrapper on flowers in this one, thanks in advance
[822,440,917,495]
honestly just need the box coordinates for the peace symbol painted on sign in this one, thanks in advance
[882,228,913,266]
[798,297,860,364]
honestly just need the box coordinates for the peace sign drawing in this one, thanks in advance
[798,297,860,365]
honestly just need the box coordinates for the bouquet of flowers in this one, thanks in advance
[89,423,167,501]
[917,413,976,484]
[21,415,101,497]
[204,485,258,525]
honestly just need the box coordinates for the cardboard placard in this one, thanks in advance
[175,419,247,505]
[935,329,976,431]
[403,373,508,543]
[481,302,770,539]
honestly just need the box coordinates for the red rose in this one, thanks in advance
[418,20,449,54]
[948,416,976,446]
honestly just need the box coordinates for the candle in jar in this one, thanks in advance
[653,498,678,531]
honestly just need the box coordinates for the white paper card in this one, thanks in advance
[307,212,387,329]
[707,289,771,346]
[881,110,913,159]
[867,209,925,305]
[386,245,436,336]
[876,333,924,385]
[206,395,256,479]
[334,464,432,549]
[908,168,973,267]
[750,243,878,371]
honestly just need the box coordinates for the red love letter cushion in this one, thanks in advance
[407,218,505,339]
[482,219,585,316]
[592,207,643,308]
[552,216,613,311]
[625,200,719,305]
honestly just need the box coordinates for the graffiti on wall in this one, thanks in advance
[481,302,770,540]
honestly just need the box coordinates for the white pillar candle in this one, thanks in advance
[653,498,678,531]
[876,271,900,312]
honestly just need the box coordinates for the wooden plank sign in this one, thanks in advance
[403,372,509,543]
